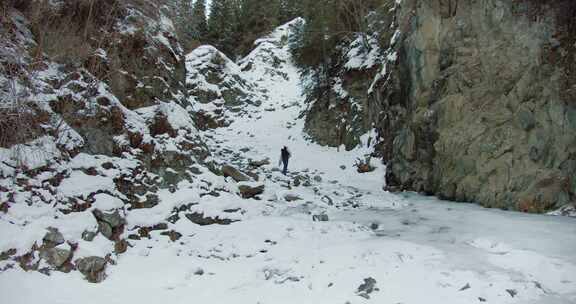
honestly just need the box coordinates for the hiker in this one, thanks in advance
[279,146,291,175]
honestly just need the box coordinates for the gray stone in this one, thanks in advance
[40,248,71,268]
[98,222,114,240]
[312,214,329,222]
[82,230,97,242]
[185,212,236,226]
[313,175,322,183]
[93,209,125,228]
[194,267,205,275]
[518,109,536,131]
[293,176,303,187]
[76,257,107,283]
[356,277,378,299]
[93,209,125,240]
[43,228,64,248]
[284,194,301,202]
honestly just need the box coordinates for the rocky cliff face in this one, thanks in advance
[301,0,576,213]
[376,0,576,212]
[0,1,211,280]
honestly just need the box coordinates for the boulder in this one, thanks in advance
[222,165,251,182]
[245,171,260,181]
[82,230,97,242]
[185,212,236,226]
[356,163,375,173]
[249,158,270,168]
[114,239,129,254]
[312,214,329,222]
[356,277,378,299]
[238,182,265,199]
[92,209,125,241]
[284,194,301,202]
[76,257,107,283]
[160,230,183,242]
[39,248,72,268]
[42,228,65,248]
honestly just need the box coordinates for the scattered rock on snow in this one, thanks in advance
[356,163,375,173]
[506,289,518,297]
[81,230,97,242]
[39,248,72,269]
[93,209,125,241]
[249,158,270,168]
[76,256,107,283]
[114,239,129,254]
[194,267,205,275]
[0,249,17,261]
[245,171,260,181]
[185,212,236,226]
[42,228,65,248]
[222,165,251,182]
[356,277,378,299]
[293,176,302,187]
[284,194,301,202]
[238,182,265,199]
[161,230,183,242]
[312,214,329,222]
[313,175,322,182]
[321,195,334,205]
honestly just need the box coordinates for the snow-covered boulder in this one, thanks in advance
[186,45,266,129]
[239,18,304,84]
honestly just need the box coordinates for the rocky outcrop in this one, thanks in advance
[185,45,265,130]
[301,14,397,150]
[0,1,215,281]
[376,0,576,212]
[299,1,575,213]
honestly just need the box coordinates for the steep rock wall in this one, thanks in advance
[379,0,576,212]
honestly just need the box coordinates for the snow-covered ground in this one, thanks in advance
[2,20,576,304]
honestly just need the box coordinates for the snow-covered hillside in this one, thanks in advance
[1,13,576,304]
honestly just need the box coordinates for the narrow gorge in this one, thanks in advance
[1,1,575,303]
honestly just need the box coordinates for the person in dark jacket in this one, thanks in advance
[279,146,291,175]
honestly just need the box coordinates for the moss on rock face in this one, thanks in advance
[378,0,576,212]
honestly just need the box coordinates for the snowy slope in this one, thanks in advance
[1,17,576,304]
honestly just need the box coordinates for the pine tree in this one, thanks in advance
[207,0,239,55]
[278,0,305,23]
[174,0,197,51]
[234,0,281,55]
[190,0,208,41]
